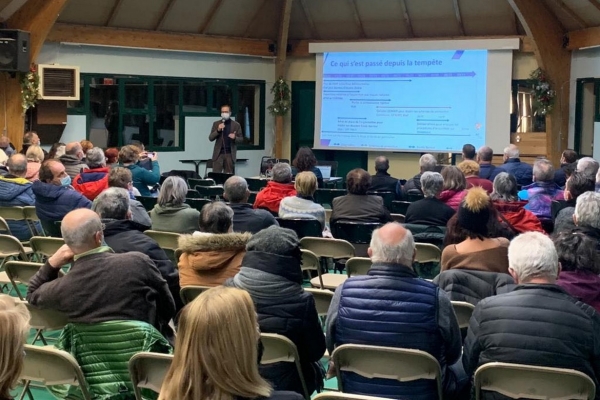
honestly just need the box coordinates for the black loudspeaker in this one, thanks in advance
[0,29,30,73]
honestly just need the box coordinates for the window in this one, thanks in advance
[69,74,266,152]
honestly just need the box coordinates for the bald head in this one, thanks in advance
[65,142,84,160]
[375,156,389,173]
[61,209,103,254]
[7,154,27,177]
[477,146,494,163]
[223,176,249,203]
[0,136,9,147]
[368,222,415,266]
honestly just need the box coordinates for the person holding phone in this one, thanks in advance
[209,104,243,174]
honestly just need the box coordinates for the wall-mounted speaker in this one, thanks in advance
[0,29,30,73]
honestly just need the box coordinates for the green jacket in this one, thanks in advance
[51,320,172,400]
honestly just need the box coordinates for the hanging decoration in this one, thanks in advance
[20,64,40,115]
[529,68,556,116]
[268,77,291,116]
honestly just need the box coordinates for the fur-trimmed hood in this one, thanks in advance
[178,232,252,253]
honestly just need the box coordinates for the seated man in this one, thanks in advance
[369,156,399,194]
[577,156,599,181]
[518,158,564,220]
[107,167,151,227]
[477,146,503,181]
[462,143,476,161]
[402,153,437,196]
[331,168,392,224]
[19,131,46,159]
[224,175,278,234]
[0,154,38,240]
[555,149,577,187]
[253,162,297,213]
[573,191,600,252]
[501,144,533,186]
[93,187,182,312]
[0,135,15,156]
[554,171,595,233]
[72,147,109,200]
[59,142,88,180]
[463,232,600,399]
[326,223,466,399]
[405,171,455,226]
[26,209,176,337]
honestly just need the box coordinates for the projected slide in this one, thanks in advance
[319,50,488,152]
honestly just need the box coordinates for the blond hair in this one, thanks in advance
[0,295,30,399]
[458,160,480,177]
[158,287,271,400]
[25,145,44,163]
[294,171,317,197]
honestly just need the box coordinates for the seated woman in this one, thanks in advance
[25,145,44,181]
[279,171,326,230]
[228,226,326,396]
[441,187,510,274]
[119,145,160,197]
[458,160,493,193]
[158,286,303,400]
[0,294,30,400]
[178,202,251,287]
[554,230,600,312]
[439,166,467,210]
[554,171,595,233]
[491,172,544,234]
[150,176,200,234]
[291,146,323,187]
[405,171,455,226]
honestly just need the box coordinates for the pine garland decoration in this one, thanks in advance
[529,68,556,116]
[268,77,291,116]
[20,64,40,115]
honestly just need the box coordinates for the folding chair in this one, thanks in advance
[197,185,225,200]
[331,222,381,257]
[346,257,372,277]
[188,178,216,188]
[19,344,92,400]
[180,285,212,305]
[315,189,347,208]
[21,300,69,345]
[451,301,475,330]
[4,261,47,300]
[185,198,212,212]
[144,230,181,264]
[135,196,158,211]
[391,201,411,215]
[300,247,347,290]
[260,333,310,400]
[0,234,32,293]
[186,189,201,198]
[391,213,405,223]
[331,344,443,399]
[277,218,323,239]
[301,237,355,289]
[23,206,45,236]
[366,191,395,211]
[313,393,391,400]
[474,362,596,400]
[246,177,268,192]
[0,216,11,234]
[30,236,65,263]
[304,287,333,329]
[207,172,233,185]
[129,352,174,400]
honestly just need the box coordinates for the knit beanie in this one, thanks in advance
[246,225,299,256]
[457,187,491,236]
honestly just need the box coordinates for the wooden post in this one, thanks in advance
[274,0,293,159]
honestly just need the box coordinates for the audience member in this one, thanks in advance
[0,154,37,241]
[0,295,30,400]
[554,230,600,312]
[490,172,543,234]
[107,167,151,228]
[25,144,44,181]
[440,166,467,210]
[104,147,119,167]
[501,144,533,186]
[331,168,392,224]
[178,202,250,287]
[369,155,400,194]
[555,149,578,187]
[462,143,476,161]
[554,171,595,233]
[458,160,493,193]
[224,176,278,234]
[119,145,160,197]
[150,176,200,234]
[518,158,564,220]
[158,286,303,400]
[477,146,502,181]
[80,139,94,159]
[229,226,326,395]
[577,156,599,180]
[441,188,510,273]
[20,131,42,156]
[0,136,15,157]
[254,163,297,213]
[405,171,455,226]
[72,147,109,200]
[0,148,7,167]
[279,171,326,230]
[326,223,467,399]
[463,232,600,398]
[32,160,91,234]
[402,153,437,195]
[27,209,176,337]
[94,188,181,312]
[573,191,600,250]
[59,141,88,180]
[47,142,66,159]
[291,146,323,187]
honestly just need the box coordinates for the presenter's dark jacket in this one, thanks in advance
[331,194,392,225]
[209,119,243,163]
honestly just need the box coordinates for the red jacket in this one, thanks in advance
[466,176,493,194]
[253,181,296,213]
[493,200,545,234]
[439,189,466,211]
[72,167,110,201]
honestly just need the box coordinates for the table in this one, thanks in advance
[180,158,248,176]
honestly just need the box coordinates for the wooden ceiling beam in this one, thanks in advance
[398,0,414,37]
[566,26,600,49]
[452,0,465,35]
[47,23,274,57]
[243,0,269,37]
[105,0,124,27]
[349,0,366,38]
[555,0,587,28]
[299,0,320,40]
[154,0,178,31]
[589,0,600,12]
[0,0,27,22]
[198,0,224,34]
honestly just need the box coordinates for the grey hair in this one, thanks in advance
[6,154,27,176]
[224,176,248,203]
[504,145,519,158]
[491,172,518,202]
[158,176,187,206]
[577,157,599,179]
[272,162,292,183]
[370,224,415,266]
[533,158,554,182]
[200,201,234,234]
[61,213,103,250]
[508,232,559,282]
[93,187,130,220]
[86,147,106,169]
[419,154,437,172]
[420,171,443,198]
[574,191,600,230]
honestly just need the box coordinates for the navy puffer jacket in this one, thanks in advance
[0,175,36,240]
[501,158,533,186]
[32,180,91,222]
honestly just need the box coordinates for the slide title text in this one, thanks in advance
[330,59,443,68]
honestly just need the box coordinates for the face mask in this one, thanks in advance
[221,112,231,120]
[60,175,71,187]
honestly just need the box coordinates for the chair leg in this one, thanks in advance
[17,380,31,400]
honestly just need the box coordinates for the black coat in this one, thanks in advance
[370,171,399,194]
[433,269,515,306]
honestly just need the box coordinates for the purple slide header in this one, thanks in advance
[324,72,476,78]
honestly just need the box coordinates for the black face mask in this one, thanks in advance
[257,338,264,364]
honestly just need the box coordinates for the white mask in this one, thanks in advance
[221,112,231,120]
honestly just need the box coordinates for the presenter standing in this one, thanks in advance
[209,105,243,174]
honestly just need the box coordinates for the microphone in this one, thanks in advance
[220,118,225,132]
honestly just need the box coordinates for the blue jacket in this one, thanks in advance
[478,163,503,181]
[32,181,92,222]
[518,181,564,220]
[0,175,36,240]
[501,158,533,186]
[126,162,160,197]
[326,263,462,400]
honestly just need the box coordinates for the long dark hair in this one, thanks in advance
[444,206,516,246]
[292,147,317,172]
[553,230,600,274]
